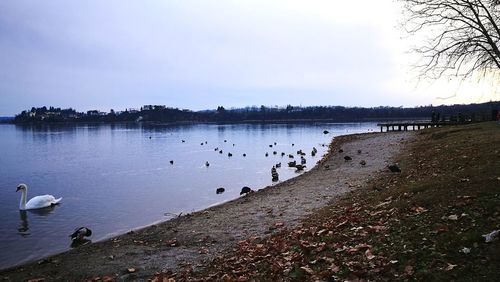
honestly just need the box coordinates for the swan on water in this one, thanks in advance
[16,183,62,210]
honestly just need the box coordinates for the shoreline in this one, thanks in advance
[5,117,427,126]
[0,131,414,281]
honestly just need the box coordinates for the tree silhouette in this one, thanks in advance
[402,0,500,79]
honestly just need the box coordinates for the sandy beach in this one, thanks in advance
[0,131,413,281]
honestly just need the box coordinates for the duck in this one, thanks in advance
[240,186,253,195]
[16,184,62,211]
[70,227,92,241]
[205,161,210,167]
[216,187,225,194]
[295,164,306,171]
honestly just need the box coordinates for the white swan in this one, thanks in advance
[16,183,62,210]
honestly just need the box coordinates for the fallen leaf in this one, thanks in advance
[413,206,428,214]
[335,220,348,228]
[460,247,471,254]
[329,263,340,273]
[405,265,414,276]
[127,268,136,273]
[300,266,315,274]
[365,249,375,260]
[445,263,457,271]
[102,275,115,282]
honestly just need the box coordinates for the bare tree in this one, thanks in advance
[402,0,500,79]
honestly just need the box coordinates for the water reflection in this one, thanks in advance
[17,206,57,237]
[17,211,28,236]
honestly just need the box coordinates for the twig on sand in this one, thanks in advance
[164,212,182,218]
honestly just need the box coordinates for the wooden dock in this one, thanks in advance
[377,122,446,132]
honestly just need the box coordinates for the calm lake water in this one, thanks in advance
[0,122,377,270]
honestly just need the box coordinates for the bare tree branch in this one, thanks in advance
[402,0,500,79]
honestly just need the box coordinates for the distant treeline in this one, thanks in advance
[11,102,500,124]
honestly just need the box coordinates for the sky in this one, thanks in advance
[0,0,499,116]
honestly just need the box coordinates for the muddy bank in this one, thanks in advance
[0,131,413,281]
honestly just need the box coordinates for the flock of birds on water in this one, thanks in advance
[14,129,341,247]
[166,130,334,196]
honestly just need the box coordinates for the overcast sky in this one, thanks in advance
[0,0,498,116]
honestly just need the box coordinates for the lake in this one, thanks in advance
[0,122,377,270]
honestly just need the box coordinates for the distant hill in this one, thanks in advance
[0,116,13,122]
[10,101,500,124]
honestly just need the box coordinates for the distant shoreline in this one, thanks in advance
[4,117,429,126]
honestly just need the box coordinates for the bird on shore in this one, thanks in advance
[16,184,62,210]
[240,186,253,195]
[388,164,401,172]
[344,156,352,161]
[70,227,92,242]
[360,160,366,166]
[338,149,344,153]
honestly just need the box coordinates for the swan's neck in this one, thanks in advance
[19,190,27,210]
